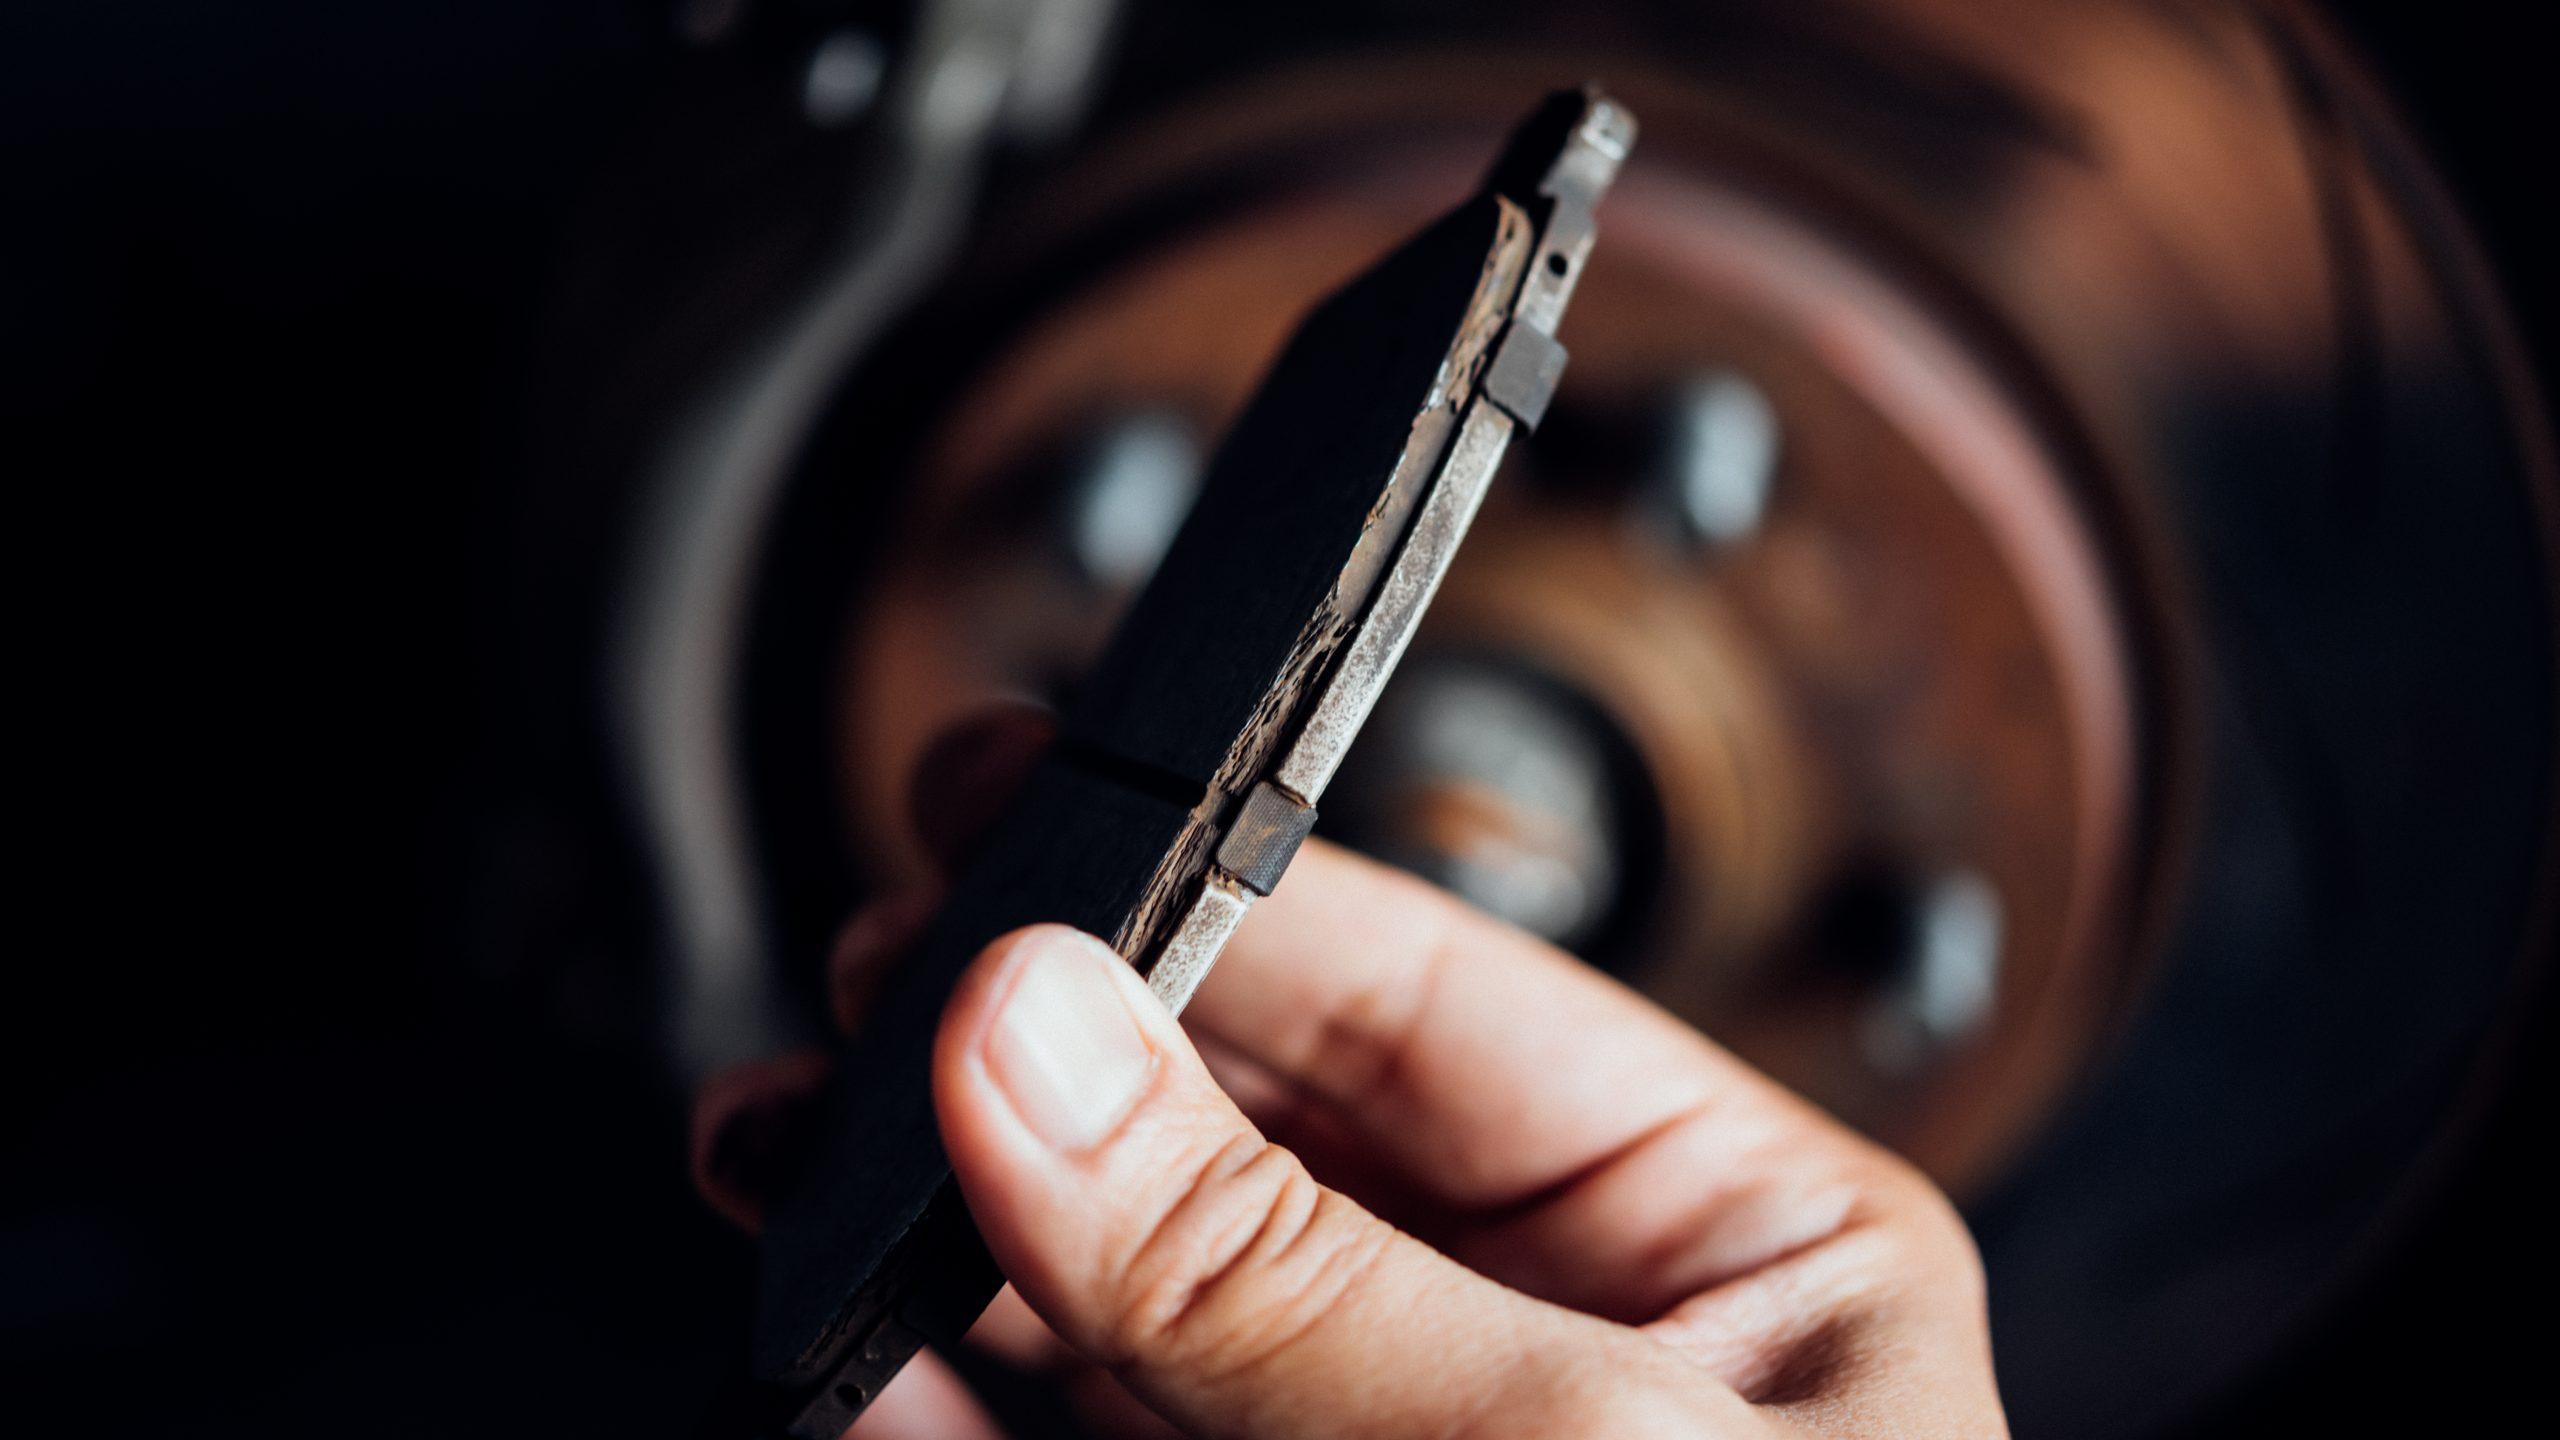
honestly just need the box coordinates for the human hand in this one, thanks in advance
[694,707,2006,1439]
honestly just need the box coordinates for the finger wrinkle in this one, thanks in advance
[1192,1189,1395,1391]
[1642,1215,1908,1397]
[1462,1092,1725,1225]
[1160,1145,1321,1367]
[1103,1131,1279,1359]
[1439,1098,1847,1318]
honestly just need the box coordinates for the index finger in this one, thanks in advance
[1185,838,1874,1212]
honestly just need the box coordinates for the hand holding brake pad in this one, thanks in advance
[749,85,1634,1439]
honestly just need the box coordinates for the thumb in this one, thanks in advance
[931,925,1746,1440]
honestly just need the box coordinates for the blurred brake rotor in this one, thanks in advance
[835,147,2164,1196]
[693,4,2554,1436]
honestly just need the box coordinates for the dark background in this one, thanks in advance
[4,3,2548,1434]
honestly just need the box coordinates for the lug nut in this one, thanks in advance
[802,29,888,129]
[1655,369,1779,546]
[1062,411,1201,591]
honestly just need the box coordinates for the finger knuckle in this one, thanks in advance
[1801,1161,1986,1320]
[1868,1162,1988,1305]
[1102,1132,1389,1379]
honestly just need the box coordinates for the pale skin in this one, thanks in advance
[694,709,2009,1439]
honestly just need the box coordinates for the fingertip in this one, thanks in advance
[688,1049,833,1235]
[935,924,1163,1160]
[932,925,1085,1081]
